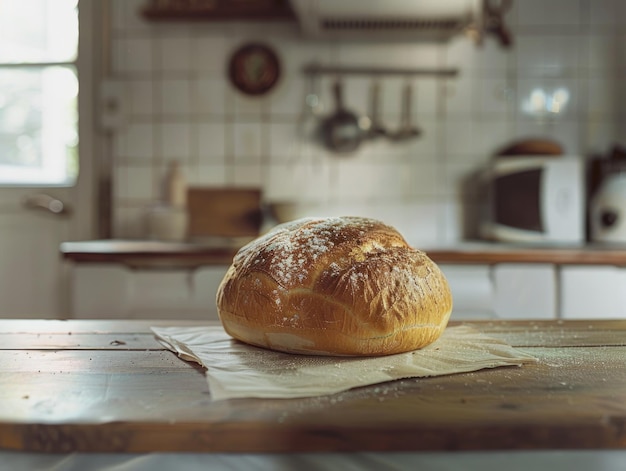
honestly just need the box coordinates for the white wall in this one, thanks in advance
[108,0,623,246]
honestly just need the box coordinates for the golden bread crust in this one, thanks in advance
[216,216,452,356]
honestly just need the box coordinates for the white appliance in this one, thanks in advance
[479,156,585,244]
[590,173,626,243]
[288,0,481,42]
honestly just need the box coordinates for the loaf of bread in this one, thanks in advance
[216,216,453,356]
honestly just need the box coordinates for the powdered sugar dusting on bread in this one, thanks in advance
[237,216,388,288]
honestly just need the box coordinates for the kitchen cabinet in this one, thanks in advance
[560,265,626,319]
[443,262,626,320]
[440,263,557,320]
[74,262,499,321]
[71,264,228,321]
[438,264,495,319]
[69,261,557,321]
[492,264,557,319]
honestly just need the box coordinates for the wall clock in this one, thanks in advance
[228,43,281,96]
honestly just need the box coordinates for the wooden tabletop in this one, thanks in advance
[1,319,626,454]
[60,240,626,268]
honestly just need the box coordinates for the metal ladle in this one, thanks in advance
[366,80,387,139]
[388,82,421,141]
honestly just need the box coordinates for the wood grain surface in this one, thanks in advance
[1,319,625,453]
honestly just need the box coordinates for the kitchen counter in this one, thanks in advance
[60,239,626,268]
[1,319,625,453]
[60,240,241,268]
[424,242,626,265]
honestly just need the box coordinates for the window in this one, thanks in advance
[0,0,78,186]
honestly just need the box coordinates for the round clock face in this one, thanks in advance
[228,43,281,96]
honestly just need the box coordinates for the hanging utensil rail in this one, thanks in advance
[302,63,459,78]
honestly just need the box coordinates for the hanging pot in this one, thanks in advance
[320,80,365,154]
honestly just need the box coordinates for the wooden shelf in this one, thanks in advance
[141,0,295,21]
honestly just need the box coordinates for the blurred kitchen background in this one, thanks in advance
[2,0,626,321]
[109,0,614,242]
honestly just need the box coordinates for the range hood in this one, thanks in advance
[288,0,482,42]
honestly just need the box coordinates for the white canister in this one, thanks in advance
[145,205,189,242]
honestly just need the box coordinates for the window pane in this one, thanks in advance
[0,0,78,64]
[0,66,78,185]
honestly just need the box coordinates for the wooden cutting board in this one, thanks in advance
[186,187,262,239]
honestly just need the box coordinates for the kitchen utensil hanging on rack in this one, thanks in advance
[388,81,421,141]
[304,64,458,153]
[297,73,324,142]
[366,80,387,140]
[320,79,367,154]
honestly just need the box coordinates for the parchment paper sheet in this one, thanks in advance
[151,325,536,401]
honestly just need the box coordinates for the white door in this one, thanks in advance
[0,1,99,319]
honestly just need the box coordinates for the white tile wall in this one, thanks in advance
[109,0,625,246]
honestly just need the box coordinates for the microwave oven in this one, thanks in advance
[479,156,585,243]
